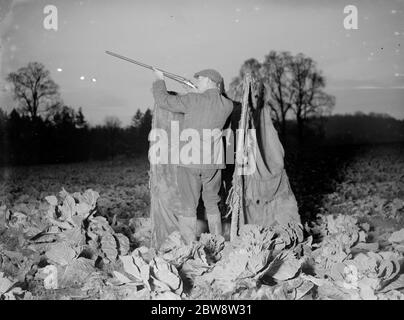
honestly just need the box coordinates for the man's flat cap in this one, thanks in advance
[194,69,223,84]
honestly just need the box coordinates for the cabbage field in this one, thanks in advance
[1,144,404,300]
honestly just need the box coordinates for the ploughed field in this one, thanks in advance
[0,143,403,300]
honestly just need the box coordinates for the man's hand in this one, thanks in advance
[152,67,165,81]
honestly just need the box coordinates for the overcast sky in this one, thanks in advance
[0,0,403,126]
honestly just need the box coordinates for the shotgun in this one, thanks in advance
[105,51,197,89]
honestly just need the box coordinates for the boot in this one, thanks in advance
[207,212,223,236]
[177,216,197,244]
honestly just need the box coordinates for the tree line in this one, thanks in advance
[0,105,153,166]
[228,51,335,141]
[0,61,153,165]
[1,57,403,166]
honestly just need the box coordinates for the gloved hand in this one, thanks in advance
[152,67,164,81]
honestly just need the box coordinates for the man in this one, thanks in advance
[151,68,233,243]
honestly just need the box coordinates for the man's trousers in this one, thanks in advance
[176,166,223,243]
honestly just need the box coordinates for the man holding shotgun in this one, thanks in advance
[151,67,233,243]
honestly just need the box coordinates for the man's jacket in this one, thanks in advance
[152,79,234,169]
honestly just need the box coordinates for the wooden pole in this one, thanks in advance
[229,74,252,241]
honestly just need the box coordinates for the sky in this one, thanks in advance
[0,0,403,126]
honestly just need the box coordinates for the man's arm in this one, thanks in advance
[152,79,197,113]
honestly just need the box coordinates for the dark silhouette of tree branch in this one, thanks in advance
[289,53,335,141]
[6,62,60,119]
[262,51,295,137]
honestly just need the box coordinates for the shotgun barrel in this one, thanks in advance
[105,51,197,89]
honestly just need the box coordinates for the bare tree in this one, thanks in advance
[261,51,294,137]
[229,55,294,136]
[289,53,335,141]
[229,52,335,141]
[6,62,60,119]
